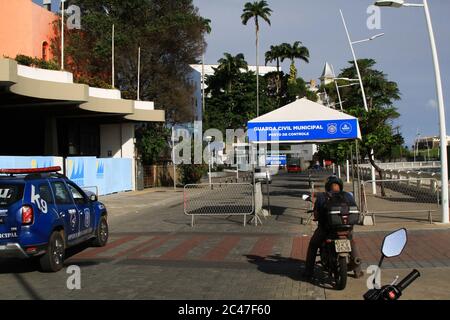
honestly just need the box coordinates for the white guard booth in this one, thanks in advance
[247,98,362,225]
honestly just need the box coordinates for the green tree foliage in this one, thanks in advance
[241,0,272,29]
[214,53,248,93]
[318,59,403,168]
[135,123,171,165]
[279,41,309,83]
[265,44,283,95]
[51,0,207,123]
[241,1,272,117]
[179,162,208,185]
[204,53,316,133]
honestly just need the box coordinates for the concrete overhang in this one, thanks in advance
[0,59,88,102]
[124,109,165,122]
[123,100,164,122]
[0,58,165,122]
[0,58,19,86]
[81,97,134,114]
[9,75,88,102]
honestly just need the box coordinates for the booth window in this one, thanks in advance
[42,42,49,61]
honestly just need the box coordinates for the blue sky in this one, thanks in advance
[37,0,450,147]
[193,0,450,147]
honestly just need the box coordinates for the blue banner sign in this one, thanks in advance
[266,155,287,166]
[248,119,358,143]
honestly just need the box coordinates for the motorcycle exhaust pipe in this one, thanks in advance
[353,257,362,265]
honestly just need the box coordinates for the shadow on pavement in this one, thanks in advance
[244,254,306,282]
[244,254,350,290]
[0,258,40,274]
[0,243,103,274]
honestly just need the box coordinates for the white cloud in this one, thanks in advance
[427,99,438,109]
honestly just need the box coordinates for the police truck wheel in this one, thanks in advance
[92,216,108,247]
[40,231,65,272]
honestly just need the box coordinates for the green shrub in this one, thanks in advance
[15,54,34,66]
[76,76,113,89]
[179,164,208,185]
[34,59,59,70]
[15,54,59,70]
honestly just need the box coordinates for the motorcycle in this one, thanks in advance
[302,194,360,290]
[364,228,421,300]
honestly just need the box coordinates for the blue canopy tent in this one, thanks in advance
[248,98,361,144]
[246,98,363,225]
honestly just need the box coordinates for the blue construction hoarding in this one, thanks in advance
[0,156,132,196]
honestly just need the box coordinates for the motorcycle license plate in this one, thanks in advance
[335,240,351,253]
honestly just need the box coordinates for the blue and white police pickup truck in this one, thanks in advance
[0,166,108,272]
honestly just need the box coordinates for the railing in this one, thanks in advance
[360,179,440,225]
[358,166,442,191]
[183,183,254,227]
[358,161,440,170]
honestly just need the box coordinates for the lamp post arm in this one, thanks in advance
[340,9,369,113]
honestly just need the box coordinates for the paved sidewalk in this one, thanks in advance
[99,187,184,218]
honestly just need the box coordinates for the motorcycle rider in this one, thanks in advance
[303,175,363,280]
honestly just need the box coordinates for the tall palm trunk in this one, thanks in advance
[202,50,205,117]
[276,58,280,95]
[255,19,260,117]
[289,59,297,84]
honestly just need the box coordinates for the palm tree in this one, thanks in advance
[280,41,309,83]
[241,0,272,117]
[216,52,248,92]
[265,44,284,94]
[200,18,211,115]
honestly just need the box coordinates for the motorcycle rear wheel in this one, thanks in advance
[335,256,348,290]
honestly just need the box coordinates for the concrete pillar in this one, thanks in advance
[44,116,58,156]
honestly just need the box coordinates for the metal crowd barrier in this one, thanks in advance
[360,179,440,224]
[183,183,254,227]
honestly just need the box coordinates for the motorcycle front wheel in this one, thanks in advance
[335,256,348,290]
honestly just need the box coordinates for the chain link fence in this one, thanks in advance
[183,183,254,226]
[360,179,440,224]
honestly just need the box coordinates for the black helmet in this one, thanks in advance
[325,175,343,192]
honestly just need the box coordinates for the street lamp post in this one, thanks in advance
[340,9,385,195]
[205,136,213,187]
[61,0,65,70]
[375,0,449,223]
[415,131,421,162]
[171,128,178,190]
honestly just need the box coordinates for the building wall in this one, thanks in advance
[0,0,55,59]
[100,123,136,190]
[291,144,317,162]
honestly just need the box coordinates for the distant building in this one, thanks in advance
[415,136,450,150]
[320,62,335,86]
[0,0,55,60]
